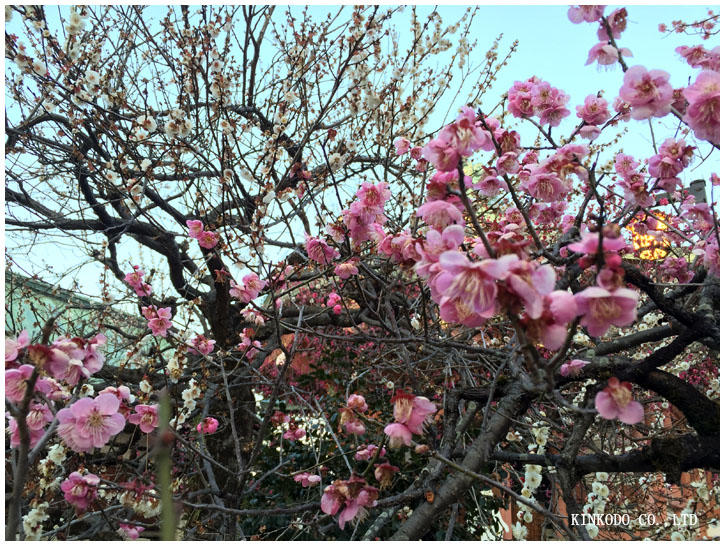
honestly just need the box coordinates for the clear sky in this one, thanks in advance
[4,4,720,303]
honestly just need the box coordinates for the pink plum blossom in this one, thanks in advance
[124,266,152,297]
[60,471,100,512]
[567,5,605,23]
[335,260,359,279]
[675,44,720,71]
[198,230,220,249]
[521,170,569,202]
[585,42,632,66]
[355,444,386,461]
[356,181,392,212]
[567,231,627,256]
[141,306,173,337]
[229,273,267,303]
[682,70,719,145]
[498,255,556,320]
[188,334,216,356]
[374,462,399,489]
[128,404,159,433]
[595,377,644,424]
[321,475,379,529]
[394,137,411,155]
[597,7,628,40]
[5,329,29,362]
[118,524,144,540]
[7,414,45,448]
[560,359,588,377]
[575,285,639,337]
[525,289,579,350]
[5,364,36,403]
[305,235,340,265]
[186,219,204,239]
[383,392,437,447]
[436,250,508,327]
[283,425,306,441]
[422,107,491,171]
[294,472,322,487]
[576,94,610,125]
[496,151,520,174]
[56,393,126,453]
[26,401,53,431]
[197,417,219,434]
[416,200,464,231]
[618,65,673,120]
[383,423,414,448]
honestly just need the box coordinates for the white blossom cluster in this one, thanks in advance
[22,502,50,540]
[582,472,610,538]
[512,425,551,540]
[168,377,203,429]
[118,488,162,518]
[164,109,193,140]
[166,350,187,383]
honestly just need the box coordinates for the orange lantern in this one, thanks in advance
[627,212,670,260]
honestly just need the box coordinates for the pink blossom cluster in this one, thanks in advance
[422,106,494,171]
[61,471,100,512]
[675,44,720,72]
[124,265,152,297]
[236,329,262,361]
[6,398,53,448]
[519,144,588,203]
[595,377,644,424]
[321,474,379,529]
[294,472,322,487]
[305,234,340,265]
[47,334,107,386]
[507,77,571,127]
[575,94,611,139]
[355,444,386,461]
[57,393,126,453]
[660,256,695,284]
[187,334,216,356]
[565,227,640,337]
[186,219,220,249]
[339,394,368,436]
[647,138,695,193]
[337,181,391,247]
[326,292,343,315]
[383,392,436,448]
[377,230,420,265]
[141,305,173,337]
[229,272,266,304]
[283,422,306,441]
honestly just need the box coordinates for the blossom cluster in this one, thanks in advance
[186,219,220,249]
[124,265,152,297]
